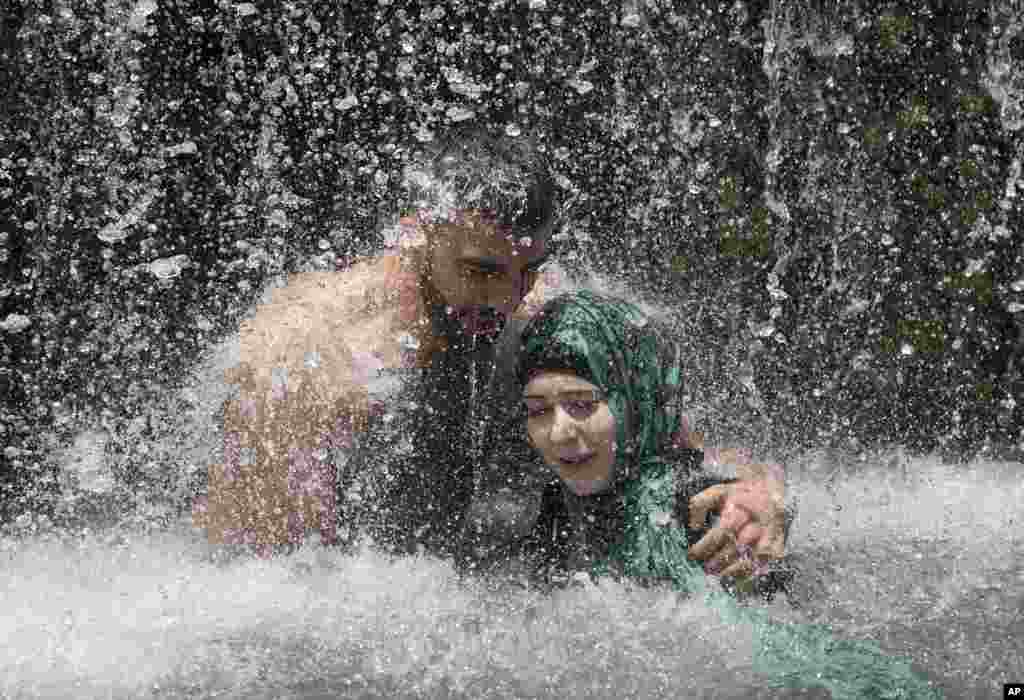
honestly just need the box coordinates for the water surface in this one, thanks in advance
[4,453,1019,699]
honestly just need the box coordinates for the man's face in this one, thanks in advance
[424,211,548,339]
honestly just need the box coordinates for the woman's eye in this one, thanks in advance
[524,402,548,417]
[564,400,598,418]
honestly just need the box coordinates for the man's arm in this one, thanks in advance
[192,355,369,550]
[688,459,790,577]
[193,257,418,551]
[678,425,791,578]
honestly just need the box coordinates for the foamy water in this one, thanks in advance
[2,531,761,699]
[3,453,1020,699]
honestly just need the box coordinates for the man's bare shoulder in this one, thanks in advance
[234,252,423,390]
[261,254,407,313]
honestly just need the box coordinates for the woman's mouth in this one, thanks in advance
[558,452,594,467]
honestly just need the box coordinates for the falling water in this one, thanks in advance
[4,3,1023,698]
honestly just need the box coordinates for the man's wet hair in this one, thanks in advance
[402,129,557,239]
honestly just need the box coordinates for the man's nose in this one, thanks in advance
[548,405,579,443]
[498,271,519,296]
[510,272,528,306]
[482,280,518,314]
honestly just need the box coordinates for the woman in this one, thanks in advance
[506,290,940,699]
[505,289,788,591]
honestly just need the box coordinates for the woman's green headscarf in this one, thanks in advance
[518,291,941,699]
[517,289,687,486]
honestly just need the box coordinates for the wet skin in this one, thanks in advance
[522,372,616,497]
[423,212,549,339]
[687,458,787,577]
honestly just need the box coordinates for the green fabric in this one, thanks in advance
[518,291,941,699]
[517,291,686,485]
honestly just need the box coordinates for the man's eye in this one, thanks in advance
[465,266,497,279]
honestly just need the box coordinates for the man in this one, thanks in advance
[193,129,784,577]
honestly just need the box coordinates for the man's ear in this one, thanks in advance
[403,217,432,280]
[676,415,704,450]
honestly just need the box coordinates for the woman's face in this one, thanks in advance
[522,370,616,497]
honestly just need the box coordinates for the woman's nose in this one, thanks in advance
[548,405,579,443]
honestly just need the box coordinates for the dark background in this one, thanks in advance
[2,0,1022,523]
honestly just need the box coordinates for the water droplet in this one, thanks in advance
[98,222,129,244]
[396,59,414,79]
[397,333,420,350]
[414,125,435,143]
[841,299,869,318]
[148,255,189,280]
[266,209,290,228]
[334,95,359,111]
[446,105,476,122]
[621,12,641,28]
[128,0,157,30]
[165,140,197,157]
[567,78,594,95]
[0,314,31,333]
[832,35,854,56]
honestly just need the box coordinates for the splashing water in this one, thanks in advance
[2,533,761,700]
[3,446,1020,699]
[5,3,1022,695]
